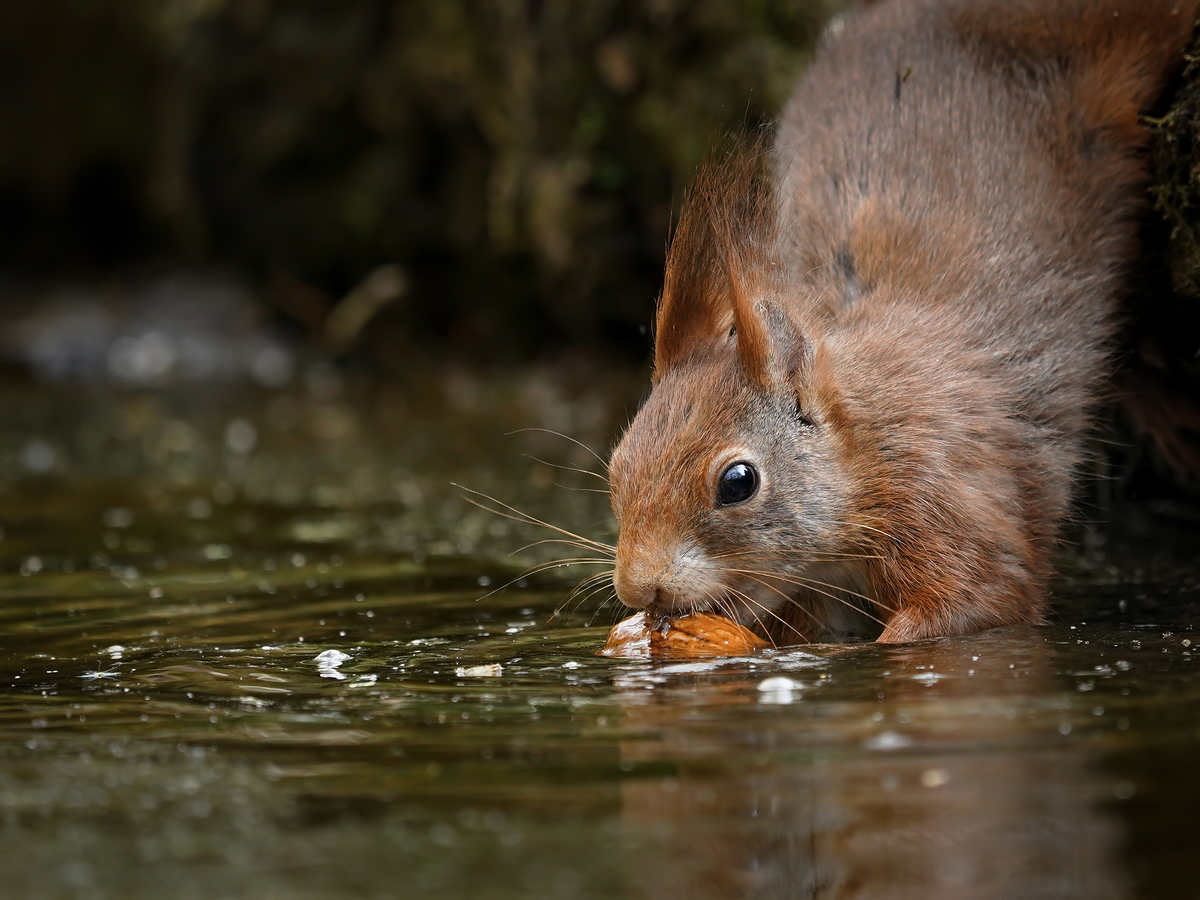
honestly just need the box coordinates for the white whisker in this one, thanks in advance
[506,428,608,469]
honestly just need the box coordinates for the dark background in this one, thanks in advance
[0,0,841,365]
[0,0,1195,504]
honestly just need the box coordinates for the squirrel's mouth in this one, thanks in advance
[639,577,794,639]
[619,557,825,639]
[636,576,879,645]
[641,594,718,620]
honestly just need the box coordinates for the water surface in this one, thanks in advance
[0,373,1197,899]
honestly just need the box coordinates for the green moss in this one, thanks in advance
[1143,29,1200,378]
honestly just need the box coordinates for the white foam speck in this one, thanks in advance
[456,664,503,678]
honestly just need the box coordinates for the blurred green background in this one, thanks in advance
[0,0,842,364]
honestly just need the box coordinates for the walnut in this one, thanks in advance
[601,611,769,658]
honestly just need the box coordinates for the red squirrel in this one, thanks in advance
[607,0,1200,643]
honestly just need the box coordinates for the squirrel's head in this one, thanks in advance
[608,144,861,636]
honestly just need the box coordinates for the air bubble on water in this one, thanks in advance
[757,676,804,704]
[314,650,351,666]
[314,648,350,679]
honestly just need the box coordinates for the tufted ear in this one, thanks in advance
[653,139,808,392]
[731,292,811,393]
[652,157,747,377]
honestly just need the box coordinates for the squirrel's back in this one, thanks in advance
[775,0,1198,365]
[772,0,1198,638]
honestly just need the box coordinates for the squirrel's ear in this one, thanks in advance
[653,235,729,376]
[653,139,781,379]
[732,288,810,393]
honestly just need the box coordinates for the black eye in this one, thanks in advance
[717,461,759,506]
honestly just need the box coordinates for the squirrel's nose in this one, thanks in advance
[613,565,657,610]
[613,549,665,610]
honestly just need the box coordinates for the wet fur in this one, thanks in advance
[609,0,1200,643]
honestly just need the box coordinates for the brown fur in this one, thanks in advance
[609,0,1199,643]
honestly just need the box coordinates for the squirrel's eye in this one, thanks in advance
[717,461,759,506]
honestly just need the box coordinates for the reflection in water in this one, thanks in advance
[617,633,1125,899]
